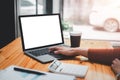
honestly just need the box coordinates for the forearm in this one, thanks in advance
[88,48,120,65]
[73,48,120,65]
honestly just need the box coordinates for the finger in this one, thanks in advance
[49,46,59,51]
[49,47,55,51]
[54,49,63,53]
[111,64,114,68]
[115,58,120,62]
[54,51,60,54]
[112,59,117,64]
[54,50,66,55]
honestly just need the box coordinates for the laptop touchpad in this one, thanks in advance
[37,54,55,62]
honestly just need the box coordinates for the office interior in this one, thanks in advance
[1,0,120,48]
[0,1,120,80]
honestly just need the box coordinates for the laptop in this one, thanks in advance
[19,14,71,63]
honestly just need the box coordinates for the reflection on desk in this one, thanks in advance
[0,37,115,80]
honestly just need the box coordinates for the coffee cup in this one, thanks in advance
[70,31,82,47]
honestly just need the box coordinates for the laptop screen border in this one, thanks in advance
[19,13,64,51]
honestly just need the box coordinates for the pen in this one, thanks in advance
[14,67,46,75]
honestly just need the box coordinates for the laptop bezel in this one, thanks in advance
[19,13,64,51]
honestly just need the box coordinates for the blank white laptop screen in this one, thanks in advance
[20,14,63,50]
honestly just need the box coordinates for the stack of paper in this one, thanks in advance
[0,65,76,80]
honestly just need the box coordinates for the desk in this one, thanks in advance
[0,37,115,80]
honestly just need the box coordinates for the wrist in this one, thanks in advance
[71,48,80,56]
[80,48,88,57]
[72,48,88,57]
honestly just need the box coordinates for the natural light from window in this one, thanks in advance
[19,0,43,15]
[63,0,120,42]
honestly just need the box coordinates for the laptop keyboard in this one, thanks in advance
[29,48,70,59]
[29,48,49,56]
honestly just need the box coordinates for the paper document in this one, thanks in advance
[0,65,76,80]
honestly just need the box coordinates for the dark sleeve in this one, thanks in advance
[88,48,120,65]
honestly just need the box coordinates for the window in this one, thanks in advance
[63,0,120,42]
[18,0,60,15]
[18,0,44,15]
[17,0,45,36]
[17,0,61,36]
[17,0,120,43]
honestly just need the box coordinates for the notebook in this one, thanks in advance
[19,14,71,63]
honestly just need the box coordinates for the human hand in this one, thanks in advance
[49,46,78,56]
[111,58,120,74]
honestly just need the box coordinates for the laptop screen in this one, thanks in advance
[19,14,64,50]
